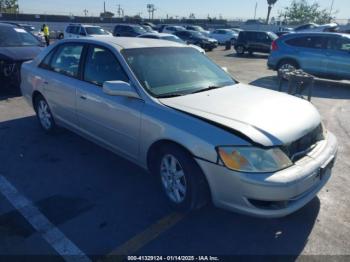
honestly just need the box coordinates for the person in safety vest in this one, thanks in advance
[42,24,50,46]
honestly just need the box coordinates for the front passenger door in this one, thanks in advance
[76,45,144,160]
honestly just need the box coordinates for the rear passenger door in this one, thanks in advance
[39,43,85,127]
[76,45,144,159]
[285,36,328,75]
[326,36,350,79]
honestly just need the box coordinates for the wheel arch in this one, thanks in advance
[146,139,195,174]
[277,57,300,70]
[32,90,44,109]
[146,138,213,204]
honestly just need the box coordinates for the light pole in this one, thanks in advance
[254,2,257,20]
[329,0,335,17]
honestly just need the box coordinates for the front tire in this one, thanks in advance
[155,145,209,211]
[34,95,56,133]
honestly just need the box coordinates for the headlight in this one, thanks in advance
[217,146,293,173]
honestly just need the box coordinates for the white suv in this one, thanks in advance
[63,24,112,39]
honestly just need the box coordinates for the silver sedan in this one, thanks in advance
[20,37,338,218]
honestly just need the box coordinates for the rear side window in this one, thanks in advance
[255,32,270,41]
[83,46,129,86]
[286,36,326,49]
[50,44,84,78]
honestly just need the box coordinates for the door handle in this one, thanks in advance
[80,95,87,100]
[43,81,49,85]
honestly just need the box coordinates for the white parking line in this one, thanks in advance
[0,175,91,262]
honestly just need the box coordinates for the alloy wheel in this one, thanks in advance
[160,154,187,203]
[37,100,52,130]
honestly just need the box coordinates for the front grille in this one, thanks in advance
[283,124,324,161]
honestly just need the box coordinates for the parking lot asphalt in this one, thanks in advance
[0,47,349,260]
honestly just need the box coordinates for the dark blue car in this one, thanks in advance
[0,23,43,88]
[268,32,350,80]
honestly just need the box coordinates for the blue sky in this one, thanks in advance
[18,0,349,20]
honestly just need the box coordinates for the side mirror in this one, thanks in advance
[222,67,228,72]
[103,81,140,99]
[80,32,87,36]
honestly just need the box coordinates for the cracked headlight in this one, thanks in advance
[217,146,293,173]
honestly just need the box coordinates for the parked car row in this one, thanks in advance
[268,32,350,80]
[229,28,350,81]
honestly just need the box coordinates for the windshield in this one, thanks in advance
[268,32,278,40]
[162,35,185,44]
[143,26,154,32]
[0,26,40,47]
[190,26,205,32]
[85,27,109,35]
[190,31,206,38]
[122,47,235,97]
[22,25,36,32]
[133,26,147,34]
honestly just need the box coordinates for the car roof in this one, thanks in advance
[115,23,142,27]
[67,24,100,27]
[58,37,185,50]
[241,30,274,33]
[140,33,174,37]
[282,32,349,38]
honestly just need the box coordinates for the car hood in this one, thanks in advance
[0,46,43,61]
[159,84,321,146]
[189,44,205,54]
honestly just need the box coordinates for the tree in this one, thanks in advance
[100,11,114,18]
[279,0,334,25]
[266,0,278,24]
[0,0,19,13]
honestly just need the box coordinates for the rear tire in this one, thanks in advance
[235,45,245,55]
[155,145,209,211]
[34,95,56,133]
[277,59,299,71]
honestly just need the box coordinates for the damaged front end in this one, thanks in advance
[0,59,21,88]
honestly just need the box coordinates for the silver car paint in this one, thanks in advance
[160,83,321,146]
[21,37,338,217]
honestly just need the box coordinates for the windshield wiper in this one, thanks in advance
[157,93,185,98]
[190,85,223,94]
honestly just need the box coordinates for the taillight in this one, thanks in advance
[271,40,278,51]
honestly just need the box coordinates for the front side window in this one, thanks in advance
[329,37,350,52]
[50,44,84,78]
[85,27,108,35]
[122,47,236,97]
[84,46,128,86]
